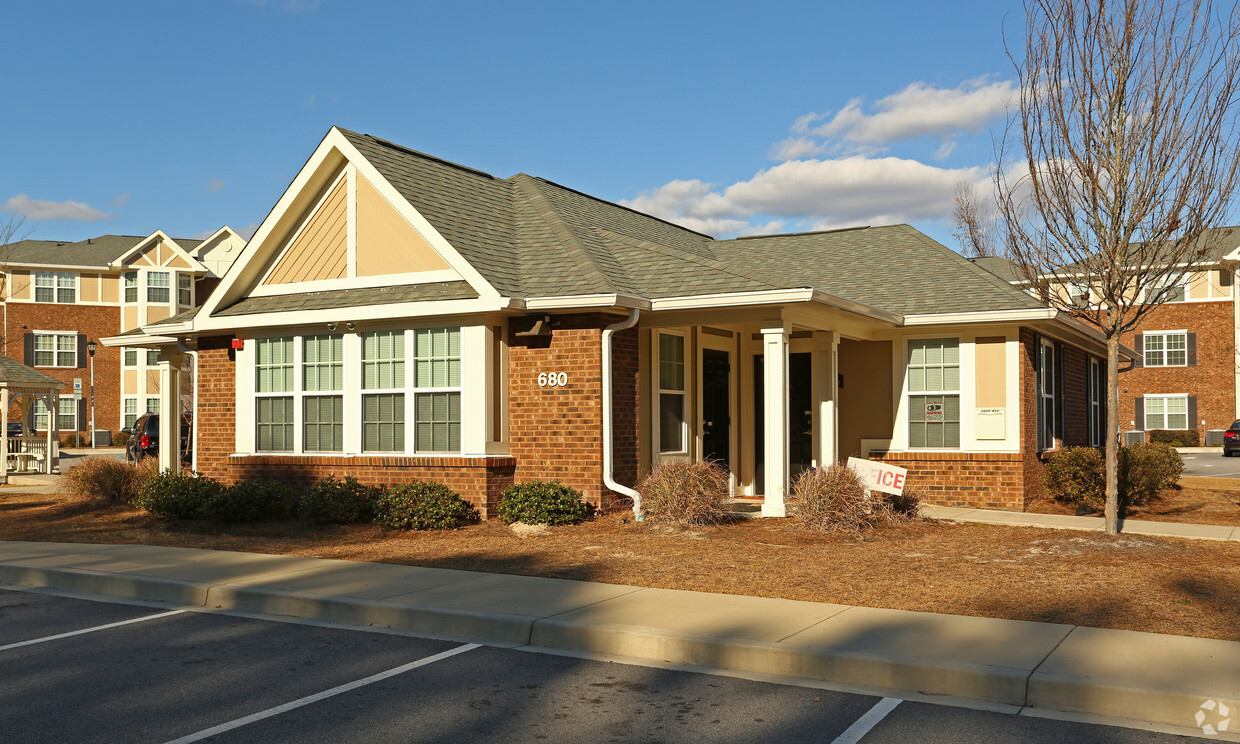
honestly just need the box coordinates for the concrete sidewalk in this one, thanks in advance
[0,540,1236,737]
[922,504,1240,541]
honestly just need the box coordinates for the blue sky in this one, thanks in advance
[1,0,1024,250]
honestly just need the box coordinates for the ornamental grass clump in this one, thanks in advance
[299,475,383,524]
[497,481,595,526]
[374,481,479,530]
[61,456,158,505]
[636,460,731,525]
[790,463,872,533]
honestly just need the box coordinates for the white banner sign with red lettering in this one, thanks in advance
[846,456,908,496]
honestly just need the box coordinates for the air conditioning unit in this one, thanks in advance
[1123,430,1146,446]
[1205,429,1226,447]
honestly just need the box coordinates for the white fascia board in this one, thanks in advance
[191,226,241,254]
[903,308,1059,325]
[107,230,210,273]
[808,290,902,325]
[650,288,816,311]
[191,296,507,335]
[141,321,193,335]
[520,294,649,310]
[99,334,178,348]
[7,263,112,272]
[332,130,502,303]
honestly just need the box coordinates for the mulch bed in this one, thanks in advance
[3,489,1240,643]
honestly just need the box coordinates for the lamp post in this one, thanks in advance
[86,340,97,449]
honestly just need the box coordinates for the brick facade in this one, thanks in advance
[1118,300,1235,437]
[875,451,1025,509]
[3,303,122,432]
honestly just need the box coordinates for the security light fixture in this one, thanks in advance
[327,323,337,332]
[346,322,356,331]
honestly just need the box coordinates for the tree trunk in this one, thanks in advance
[1105,334,1120,535]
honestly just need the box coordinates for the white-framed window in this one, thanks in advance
[177,273,192,305]
[123,398,139,429]
[34,332,77,368]
[361,330,405,452]
[145,397,160,415]
[1038,340,1056,450]
[146,349,160,366]
[34,397,76,433]
[657,332,687,454]
[303,334,343,452]
[413,327,461,452]
[255,336,294,452]
[1145,395,1189,430]
[1150,271,1188,303]
[907,337,960,448]
[1143,330,1187,367]
[147,271,170,303]
[1066,281,1090,307]
[123,347,138,366]
[123,271,138,303]
[34,271,76,303]
[1088,357,1103,447]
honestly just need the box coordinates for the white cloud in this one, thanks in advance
[813,77,1016,145]
[2,194,109,222]
[768,137,827,161]
[111,192,131,207]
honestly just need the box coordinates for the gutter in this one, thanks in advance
[602,309,642,520]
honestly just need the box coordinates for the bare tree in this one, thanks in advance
[952,181,998,257]
[997,0,1240,534]
[0,214,31,358]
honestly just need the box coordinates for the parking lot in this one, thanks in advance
[0,588,1209,743]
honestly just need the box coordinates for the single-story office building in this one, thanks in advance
[110,126,1130,519]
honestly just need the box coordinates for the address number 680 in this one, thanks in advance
[538,372,568,387]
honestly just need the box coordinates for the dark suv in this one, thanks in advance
[1224,421,1240,457]
[123,413,191,463]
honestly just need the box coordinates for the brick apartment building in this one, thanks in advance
[118,127,1125,517]
[1,228,244,437]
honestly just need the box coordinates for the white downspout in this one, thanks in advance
[602,308,642,520]
[175,338,198,473]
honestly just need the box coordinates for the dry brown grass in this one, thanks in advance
[2,488,1239,642]
[1028,485,1240,526]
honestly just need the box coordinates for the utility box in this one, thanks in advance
[1205,429,1226,447]
[1123,430,1145,446]
[92,430,112,447]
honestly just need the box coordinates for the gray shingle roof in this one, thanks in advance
[0,354,66,389]
[241,128,1056,318]
[969,256,1025,283]
[216,281,478,317]
[0,235,206,268]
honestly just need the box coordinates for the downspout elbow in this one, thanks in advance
[602,308,643,520]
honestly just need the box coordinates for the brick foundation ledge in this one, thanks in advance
[871,451,1025,511]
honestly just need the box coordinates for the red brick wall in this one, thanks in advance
[1118,301,1234,436]
[194,336,236,478]
[3,303,122,432]
[875,451,1025,509]
[507,313,636,513]
[1020,327,1045,506]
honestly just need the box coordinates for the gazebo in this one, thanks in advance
[0,354,64,482]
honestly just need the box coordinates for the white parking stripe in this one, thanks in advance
[830,697,902,744]
[161,643,481,744]
[0,609,187,652]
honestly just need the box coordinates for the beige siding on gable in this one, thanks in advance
[355,174,452,277]
[264,176,349,285]
[166,254,192,269]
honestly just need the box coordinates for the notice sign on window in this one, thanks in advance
[924,402,944,421]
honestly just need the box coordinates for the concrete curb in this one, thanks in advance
[0,545,1237,733]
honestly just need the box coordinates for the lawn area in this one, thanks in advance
[2,486,1239,643]
[1026,484,1240,526]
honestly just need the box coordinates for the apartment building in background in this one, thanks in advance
[0,228,244,436]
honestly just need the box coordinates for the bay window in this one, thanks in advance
[255,337,294,452]
[124,272,138,303]
[361,331,405,452]
[177,274,192,305]
[907,338,960,448]
[414,327,461,452]
[147,271,170,303]
[303,334,343,452]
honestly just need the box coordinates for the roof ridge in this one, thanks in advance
[511,175,619,295]
[524,175,718,241]
[590,227,783,291]
[338,128,497,180]
[732,225,871,241]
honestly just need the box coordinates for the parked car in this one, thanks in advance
[6,422,29,438]
[122,413,191,463]
[1223,420,1240,457]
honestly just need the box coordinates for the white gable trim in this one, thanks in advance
[108,230,209,273]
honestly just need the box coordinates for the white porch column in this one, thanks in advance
[812,331,839,468]
[1,389,9,484]
[46,391,56,474]
[761,321,790,517]
[158,351,185,473]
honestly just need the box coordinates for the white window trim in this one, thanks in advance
[1088,357,1103,447]
[1142,329,1188,368]
[146,270,171,304]
[1039,339,1056,451]
[177,273,193,306]
[122,397,139,429]
[1144,271,1189,303]
[1143,393,1190,431]
[33,271,77,304]
[35,395,77,433]
[33,330,77,368]
[905,336,962,450]
[411,327,463,454]
[655,330,689,456]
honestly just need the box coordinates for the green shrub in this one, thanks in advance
[201,478,298,523]
[1148,429,1199,447]
[59,432,86,448]
[1120,442,1183,506]
[61,456,157,504]
[1044,447,1106,509]
[299,475,382,524]
[374,482,479,530]
[636,460,731,525]
[112,431,131,447]
[496,481,594,525]
[133,470,223,520]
